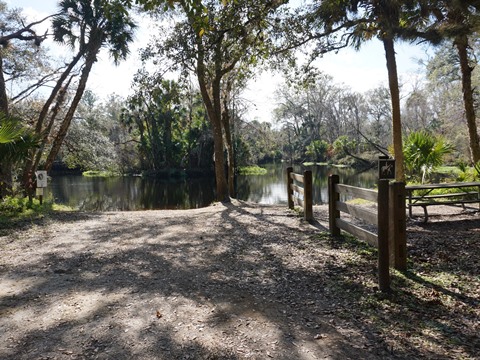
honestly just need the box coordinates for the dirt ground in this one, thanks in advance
[0,200,479,359]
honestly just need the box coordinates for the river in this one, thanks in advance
[47,163,377,211]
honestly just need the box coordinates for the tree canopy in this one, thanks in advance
[2,0,480,201]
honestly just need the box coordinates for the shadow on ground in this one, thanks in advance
[0,201,478,359]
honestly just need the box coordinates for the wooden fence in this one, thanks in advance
[328,174,407,292]
[286,167,313,222]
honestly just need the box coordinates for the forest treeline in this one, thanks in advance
[1,0,480,202]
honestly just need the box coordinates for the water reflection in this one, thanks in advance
[48,163,377,211]
[50,175,215,211]
[237,163,378,205]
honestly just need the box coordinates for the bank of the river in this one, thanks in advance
[0,201,478,359]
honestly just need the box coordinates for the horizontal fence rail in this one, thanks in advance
[328,174,390,291]
[329,175,383,246]
[287,167,313,222]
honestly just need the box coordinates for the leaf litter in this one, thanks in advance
[0,200,478,359]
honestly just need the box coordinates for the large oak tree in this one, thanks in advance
[133,0,287,201]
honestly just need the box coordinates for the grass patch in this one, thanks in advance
[0,195,75,230]
[346,197,376,206]
[436,166,461,175]
[409,186,479,197]
[82,170,120,177]
[238,165,267,175]
[303,162,329,166]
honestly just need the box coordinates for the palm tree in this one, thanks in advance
[0,113,38,198]
[42,0,136,171]
[403,130,453,183]
[304,0,432,181]
[424,1,480,164]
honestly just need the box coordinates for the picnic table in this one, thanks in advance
[405,182,480,222]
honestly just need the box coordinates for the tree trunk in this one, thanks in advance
[22,51,84,188]
[197,84,228,201]
[164,113,173,167]
[222,89,235,198]
[195,39,229,202]
[0,160,13,198]
[0,54,8,117]
[455,35,480,164]
[44,47,99,171]
[383,37,405,182]
[211,113,229,201]
[32,77,72,173]
[0,53,13,199]
[211,75,229,202]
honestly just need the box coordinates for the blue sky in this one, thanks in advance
[8,0,430,122]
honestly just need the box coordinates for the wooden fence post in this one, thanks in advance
[304,170,313,222]
[287,167,294,210]
[378,179,390,292]
[389,181,407,271]
[328,174,340,236]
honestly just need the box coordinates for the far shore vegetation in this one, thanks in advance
[238,165,268,175]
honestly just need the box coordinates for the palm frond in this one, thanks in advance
[0,112,39,162]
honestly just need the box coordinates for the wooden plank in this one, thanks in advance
[297,198,305,208]
[409,199,480,206]
[389,181,407,271]
[287,167,294,210]
[377,179,390,292]
[290,173,304,183]
[410,191,478,200]
[406,181,480,190]
[304,170,313,222]
[329,175,340,236]
[290,183,304,195]
[289,194,297,205]
[335,184,378,202]
[336,201,378,226]
[336,218,378,247]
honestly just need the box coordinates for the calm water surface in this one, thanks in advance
[48,163,377,211]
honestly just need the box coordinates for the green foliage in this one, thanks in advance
[0,196,29,216]
[454,163,480,182]
[474,161,480,179]
[235,120,282,165]
[333,136,356,156]
[305,139,329,162]
[237,165,267,175]
[0,112,39,163]
[403,130,454,183]
[0,195,75,230]
[0,195,55,217]
[82,170,120,177]
[53,0,137,65]
[61,92,123,172]
[122,74,213,172]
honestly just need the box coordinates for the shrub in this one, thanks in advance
[403,131,454,183]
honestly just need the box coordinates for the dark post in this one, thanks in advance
[287,167,294,210]
[378,179,390,292]
[389,181,407,271]
[304,170,313,222]
[478,185,480,211]
[27,170,34,206]
[328,174,340,236]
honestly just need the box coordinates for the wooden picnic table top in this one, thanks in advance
[405,182,480,191]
